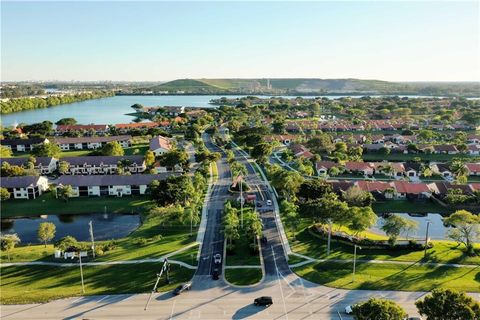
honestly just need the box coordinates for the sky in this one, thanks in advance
[1,1,479,82]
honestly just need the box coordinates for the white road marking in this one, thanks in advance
[170,300,176,320]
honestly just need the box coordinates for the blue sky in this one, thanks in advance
[1,1,479,81]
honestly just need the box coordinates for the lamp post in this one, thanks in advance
[424,220,431,258]
[88,221,95,259]
[327,219,332,256]
[353,244,361,283]
[78,251,85,293]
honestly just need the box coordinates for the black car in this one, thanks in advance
[254,296,273,307]
[173,282,191,295]
[261,236,267,244]
[212,268,219,280]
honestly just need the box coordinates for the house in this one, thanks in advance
[433,144,458,154]
[344,161,374,175]
[0,176,49,199]
[60,156,146,175]
[149,136,172,156]
[356,181,392,199]
[114,122,160,133]
[53,135,131,151]
[0,137,50,152]
[403,162,422,178]
[0,157,57,175]
[315,161,338,176]
[467,144,480,155]
[466,134,480,144]
[392,181,431,199]
[431,163,453,178]
[289,144,314,159]
[185,109,208,119]
[465,163,480,176]
[329,181,356,193]
[373,162,405,178]
[56,124,109,135]
[56,173,175,197]
[159,106,185,116]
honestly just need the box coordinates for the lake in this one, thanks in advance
[0,213,140,244]
[370,213,450,240]
[0,94,454,127]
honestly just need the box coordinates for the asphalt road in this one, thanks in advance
[2,134,464,319]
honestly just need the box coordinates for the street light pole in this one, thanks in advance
[327,219,332,256]
[78,252,85,293]
[240,175,243,228]
[88,221,95,259]
[353,244,361,283]
[424,220,431,258]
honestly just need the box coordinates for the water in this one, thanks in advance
[0,94,463,127]
[370,213,450,240]
[0,213,140,244]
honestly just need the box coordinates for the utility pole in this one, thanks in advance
[144,259,170,311]
[78,251,85,293]
[240,175,244,228]
[327,219,332,256]
[352,244,361,283]
[89,221,95,259]
[424,220,431,258]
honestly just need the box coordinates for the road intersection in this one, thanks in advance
[1,134,447,319]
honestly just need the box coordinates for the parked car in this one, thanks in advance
[173,282,191,295]
[212,268,219,280]
[213,253,222,265]
[266,200,272,206]
[254,296,273,307]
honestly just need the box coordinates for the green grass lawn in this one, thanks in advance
[1,192,150,217]
[293,261,480,292]
[372,200,454,214]
[224,268,263,286]
[287,224,480,265]
[168,244,199,266]
[0,264,195,304]
[124,143,149,156]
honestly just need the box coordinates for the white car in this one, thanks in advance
[213,253,222,265]
[345,305,354,314]
[266,200,272,206]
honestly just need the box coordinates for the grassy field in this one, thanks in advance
[293,261,480,292]
[1,264,195,304]
[1,192,150,217]
[224,268,263,286]
[372,200,454,214]
[1,212,198,263]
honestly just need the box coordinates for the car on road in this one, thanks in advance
[266,200,272,206]
[212,268,219,280]
[261,236,267,244]
[173,283,191,295]
[254,296,273,307]
[345,305,354,314]
[256,201,262,207]
[213,253,222,265]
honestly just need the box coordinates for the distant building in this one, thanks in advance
[149,135,172,156]
[53,135,131,151]
[0,137,50,152]
[60,155,146,175]
[1,157,57,175]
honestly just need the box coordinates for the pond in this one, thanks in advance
[0,213,140,244]
[370,213,451,240]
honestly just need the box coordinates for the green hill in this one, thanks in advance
[145,78,480,96]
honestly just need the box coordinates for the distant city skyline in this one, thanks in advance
[1,1,479,82]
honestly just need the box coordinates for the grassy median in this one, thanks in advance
[224,268,263,286]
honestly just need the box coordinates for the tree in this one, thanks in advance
[55,236,79,251]
[0,187,10,201]
[223,202,240,247]
[245,211,263,247]
[297,179,332,200]
[32,142,61,158]
[230,161,248,178]
[251,143,273,164]
[55,118,77,125]
[415,288,480,320]
[159,150,189,171]
[58,185,74,202]
[1,234,21,261]
[281,200,299,239]
[101,141,124,156]
[148,175,195,206]
[58,160,70,174]
[353,297,407,320]
[444,210,479,255]
[301,192,349,225]
[381,215,411,246]
[342,186,373,206]
[268,165,303,201]
[144,150,156,167]
[0,146,12,158]
[131,103,144,111]
[38,222,56,248]
[348,206,377,236]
